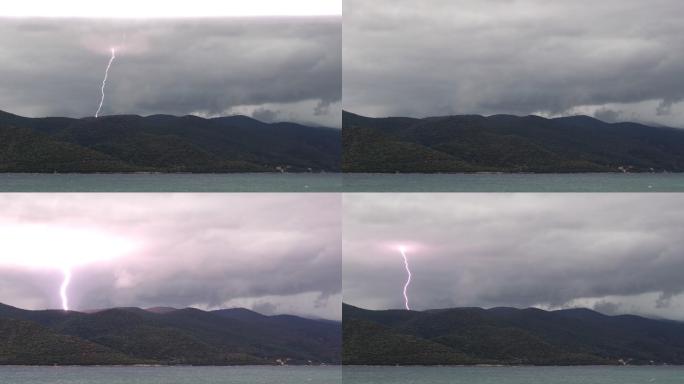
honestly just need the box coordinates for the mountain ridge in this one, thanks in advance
[0,302,341,365]
[0,110,341,173]
[343,303,684,366]
[342,110,684,173]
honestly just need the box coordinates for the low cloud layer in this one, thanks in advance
[344,0,684,127]
[0,17,341,127]
[0,194,341,320]
[343,194,684,320]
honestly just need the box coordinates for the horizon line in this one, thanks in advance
[342,302,673,321]
[1,302,341,321]
[342,109,679,129]
[0,109,339,129]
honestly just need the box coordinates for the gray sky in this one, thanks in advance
[0,17,341,127]
[0,194,341,320]
[344,194,684,320]
[344,0,684,127]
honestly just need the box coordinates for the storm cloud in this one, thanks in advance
[0,17,341,127]
[0,194,341,320]
[344,0,684,127]
[343,194,684,320]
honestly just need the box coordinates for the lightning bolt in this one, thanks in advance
[399,246,411,310]
[95,47,116,118]
[59,268,71,311]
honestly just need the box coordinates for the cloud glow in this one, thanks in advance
[0,224,137,311]
[343,193,684,319]
[0,194,341,319]
[0,224,136,270]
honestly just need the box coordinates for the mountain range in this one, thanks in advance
[343,303,684,366]
[343,111,684,173]
[0,302,340,365]
[0,110,340,173]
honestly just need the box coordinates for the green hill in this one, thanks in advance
[0,303,340,365]
[0,110,340,173]
[0,317,142,365]
[343,111,684,173]
[343,303,684,365]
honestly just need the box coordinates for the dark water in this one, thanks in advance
[343,366,684,383]
[0,173,342,192]
[342,173,684,192]
[4,173,684,192]
[0,366,340,384]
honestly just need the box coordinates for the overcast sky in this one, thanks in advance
[0,17,341,127]
[0,194,341,320]
[0,0,341,18]
[344,194,684,320]
[344,0,684,127]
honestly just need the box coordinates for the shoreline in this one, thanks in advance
[342,171,679,175]
[0,172,340,175]
[0,364,340,368]
[341,364,679,368]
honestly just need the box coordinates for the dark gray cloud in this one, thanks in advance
[0,17,341,127]
[343,194,684,320]
[0,194,341,320]
[344,0,684,127]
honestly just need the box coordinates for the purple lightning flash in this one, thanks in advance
[399,246,411,310]
[95,47,116,118]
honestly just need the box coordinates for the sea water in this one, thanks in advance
[0,365,340,384]
[343,366,684,384]
[342,173,684,192]
[3,173,684,192]
[0,173,342,192]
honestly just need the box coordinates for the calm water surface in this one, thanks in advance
[4,173,684,192]
[343,366,684,383]
[342,173,684,192]
[0,366,340,384]
[0,173,341,192]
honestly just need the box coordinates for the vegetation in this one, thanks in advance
[0,110,340,173]
[343,303,684,365]
[0,317,143,365]
[0,303,340,365]
[343,111,684,173]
